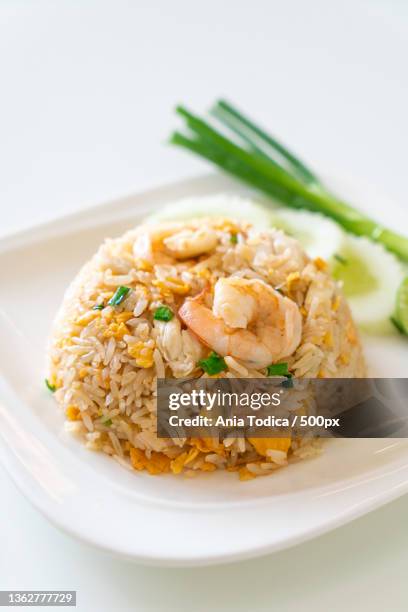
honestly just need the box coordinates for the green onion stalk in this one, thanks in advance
[170,100,408,262]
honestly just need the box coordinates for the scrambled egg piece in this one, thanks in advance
[248,437,291,457]
[66,406,81,421]
[238,467,256,481]
[170,448,200,474]
[129,447,170,475]
[314,257,328,271]
[103,321,129,340]
[152,278,190,296]
[127,341,154,368]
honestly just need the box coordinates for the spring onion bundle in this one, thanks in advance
[170,100,408,263]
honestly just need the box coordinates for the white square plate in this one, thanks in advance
[0,173,407,566]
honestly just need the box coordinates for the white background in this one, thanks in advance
[1,1,408,610]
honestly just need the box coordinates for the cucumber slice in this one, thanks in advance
[331,235,405,331]
[393,277,408,335]
[269,209,346,260]
[145,195,272,228]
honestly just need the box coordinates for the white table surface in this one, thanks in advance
[1,1,408,610]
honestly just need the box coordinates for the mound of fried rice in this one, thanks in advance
[47,211,365,480]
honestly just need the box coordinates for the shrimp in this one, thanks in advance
[163,227,218,259]
[178,277,302,368]
[132,223,217,264]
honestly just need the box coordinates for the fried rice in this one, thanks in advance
[47,209,366,480]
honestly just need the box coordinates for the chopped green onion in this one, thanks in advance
[45,378,56,392]
[267,363,294,387]
[266,362,291,377]
[391,316,406,335]
[282,377,294,389]
[108,286,131,307]
[392,278,408,335]
[102,418,113,427]
[198,352,228,375]
[170,102,408,262]
[334,253,348,265]
[93,303,105,310]
[230,232,238,244]
[153,306,174,321]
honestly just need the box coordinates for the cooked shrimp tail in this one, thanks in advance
[179,277,302,369]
